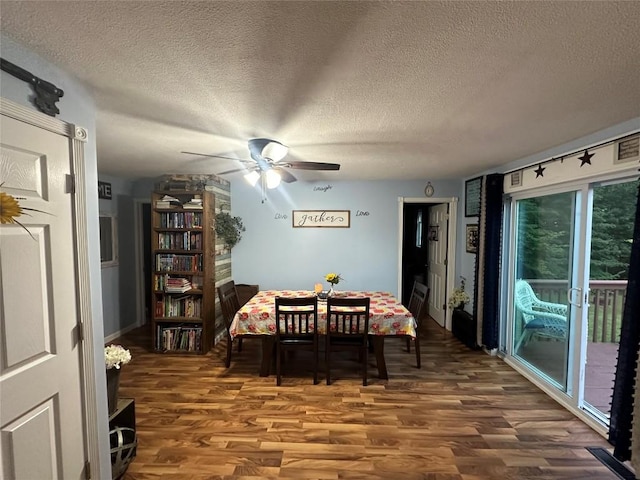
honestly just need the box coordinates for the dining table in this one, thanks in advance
[229,289,417,379]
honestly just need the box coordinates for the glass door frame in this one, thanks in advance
[500,181,594,425]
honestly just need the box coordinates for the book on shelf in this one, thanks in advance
[155,195,182,208]
[182,201,203,210]
[165,276,192,293]
[156,324,203,352]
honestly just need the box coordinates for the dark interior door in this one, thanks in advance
[401,204,429,305]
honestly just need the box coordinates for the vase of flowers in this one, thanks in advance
[105,344,131,415]
[325,272,343,297]
[447,276,470,311]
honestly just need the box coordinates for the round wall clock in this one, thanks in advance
[424,182,435,197]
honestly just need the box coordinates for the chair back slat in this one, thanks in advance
[326,297,370,336]
[217,280,240,329]
[275,296,318,337]
[408,281,430,327]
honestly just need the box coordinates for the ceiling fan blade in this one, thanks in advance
[277,168,297,183]
[217,167,249,175]
[278,161,340,171]
[182,151,253,163]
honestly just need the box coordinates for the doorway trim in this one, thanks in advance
[398,196,458,330]
[134,197,151,326]
[0,97,104,475]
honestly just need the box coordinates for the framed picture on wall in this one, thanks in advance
[465,176,482,217]
[466,224,479,253]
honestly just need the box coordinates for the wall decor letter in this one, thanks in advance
[292,210,350,228]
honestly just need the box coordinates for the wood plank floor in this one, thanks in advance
[115,319,620,479]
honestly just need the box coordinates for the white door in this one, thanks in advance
[427,203,449,327]
[0,114,87,478]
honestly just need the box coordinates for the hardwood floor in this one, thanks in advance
[116,318,619,479]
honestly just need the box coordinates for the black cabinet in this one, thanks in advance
[109,398,137,480]
[452,309,478,349]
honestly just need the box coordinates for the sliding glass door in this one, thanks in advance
[511,191,578,389]
[583,180,635,421]
[505,177,636,427]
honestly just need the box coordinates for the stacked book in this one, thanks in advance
[155,195,181,209]
[165,277,192,293]
[183,195,203,210]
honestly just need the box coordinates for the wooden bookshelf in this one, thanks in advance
[151,190,215,353]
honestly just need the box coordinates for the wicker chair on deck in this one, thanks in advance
[514,279,568,352]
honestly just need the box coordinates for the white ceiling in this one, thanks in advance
[1,1,639,182]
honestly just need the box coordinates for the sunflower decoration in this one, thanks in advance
[0,187,49,239]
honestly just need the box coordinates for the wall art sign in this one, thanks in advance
[292,210,350,228]
[465,176,482,217]
[98,181,112,199]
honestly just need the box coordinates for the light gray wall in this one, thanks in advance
[1,33,111,479]
[99,174,138,337]
[230,178,461,294]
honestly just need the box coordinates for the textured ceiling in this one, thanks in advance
[1,1,639,182]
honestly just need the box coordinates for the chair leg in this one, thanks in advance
[225,334,232,368]
[515,330,532,352]
[276,343,282,386]
[313,341,319,385]
[237,337,243,352]
[406,337,411,353]
[362,344,368,386]
[325,338,331,385]
[414,336,421,369]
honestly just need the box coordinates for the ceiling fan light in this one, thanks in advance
[261,141,288,161]
[265,169,282,189]
[244,170,260,186]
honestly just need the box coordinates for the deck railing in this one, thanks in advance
[526,279,627,344]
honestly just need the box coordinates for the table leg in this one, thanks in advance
[370,336,388,379]
[260,337,275,377]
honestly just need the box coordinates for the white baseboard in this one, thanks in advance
[104,321,144,343]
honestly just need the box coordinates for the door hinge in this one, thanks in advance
[83,460,91,480]
[77,321,84,342]
[444,258,448,266]
[65,174,75,194]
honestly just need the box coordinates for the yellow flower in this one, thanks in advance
[0,191,22,224]
[325,273,343,285]
[0,188,49,239]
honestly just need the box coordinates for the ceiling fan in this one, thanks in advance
[182,138,340,188]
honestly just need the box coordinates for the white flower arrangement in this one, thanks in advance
[105,344,131,370]
[447,276,470,309]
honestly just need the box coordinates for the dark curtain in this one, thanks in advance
[609,179,640,461]
[480,173,504,349]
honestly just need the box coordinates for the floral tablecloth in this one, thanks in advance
[229,290,416,338]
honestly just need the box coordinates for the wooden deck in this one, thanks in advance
[517,340,617,416]
[113,318,624,479]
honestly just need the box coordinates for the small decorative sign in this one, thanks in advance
[428,225,439,241]
[98,181,112,200]
[466,224,479,253]
[292,210,350,228]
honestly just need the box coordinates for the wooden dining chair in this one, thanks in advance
[405,281,430,369]
[325,297,371,386]
[275,296,319,386]
[217,280,242,367]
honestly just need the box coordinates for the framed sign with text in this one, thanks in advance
[292,210,350,228]
[465,176,482,217]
